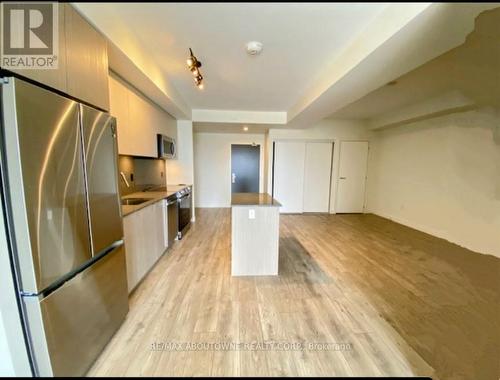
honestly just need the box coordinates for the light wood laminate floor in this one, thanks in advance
[88,209,500,379]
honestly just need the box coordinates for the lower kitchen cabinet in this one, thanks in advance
[123,201,167,293]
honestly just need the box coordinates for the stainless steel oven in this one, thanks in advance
[177,187,192,239]
[166,194,179,247]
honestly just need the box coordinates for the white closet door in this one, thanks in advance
[336,141,369,213]
[273,141,306,213]
[303,142,333,212]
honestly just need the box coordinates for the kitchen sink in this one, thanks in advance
[121,198,150,206]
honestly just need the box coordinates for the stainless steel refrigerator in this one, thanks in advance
[0,77,128,376]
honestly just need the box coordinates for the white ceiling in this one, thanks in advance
[75,3,387,111]
[75,3,497,131]
[333,6,500,120]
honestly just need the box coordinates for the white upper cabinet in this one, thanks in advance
[6,5,67,93]
[127,85,156,157]
[65,4,109,111]
[109,75,131,154]
[109,72,177,157]
[4,4,109,111]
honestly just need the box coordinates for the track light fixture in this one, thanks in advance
[187,48,204,89]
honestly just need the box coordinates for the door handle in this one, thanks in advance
[339,177,347,180]
[232,173,236,184]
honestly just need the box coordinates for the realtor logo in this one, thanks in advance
[1,2,58,69]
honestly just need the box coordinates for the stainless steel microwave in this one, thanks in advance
[157,134,176,159]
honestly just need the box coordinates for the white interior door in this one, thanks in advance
[336,141,369,213]
[273,141,306,213]
[303,142,333,212]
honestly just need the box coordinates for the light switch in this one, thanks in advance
[248,209,255,219]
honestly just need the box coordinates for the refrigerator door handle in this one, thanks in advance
[79,104,123,256]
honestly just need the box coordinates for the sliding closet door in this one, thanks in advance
[303,142,333,212]
[273,141,306,213]
[336,141,369,213]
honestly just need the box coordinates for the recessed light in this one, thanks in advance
[243,126,249,131]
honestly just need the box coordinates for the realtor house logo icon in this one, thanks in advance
[1,2,58,69]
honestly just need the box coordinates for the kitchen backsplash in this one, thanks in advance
[118,155,166,195]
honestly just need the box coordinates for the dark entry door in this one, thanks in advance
[231,144,260,193]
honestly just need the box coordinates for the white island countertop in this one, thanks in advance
[231,193,282,207]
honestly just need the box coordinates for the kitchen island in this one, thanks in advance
[231,193,281,276]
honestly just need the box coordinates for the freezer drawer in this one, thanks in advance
[34,244,128,376]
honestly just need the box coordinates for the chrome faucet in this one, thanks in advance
[120,171,130,188]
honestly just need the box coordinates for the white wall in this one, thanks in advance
[268,119,371,213]
[366,108,500,258]
[194,133,266,207]
[166,120,195,219]
[166,120,194,186]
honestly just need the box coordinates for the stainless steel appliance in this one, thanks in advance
[157,134,176,159]
[177,187,192,239]
[166,194,179,247]
[0,77,128,376]
[143,185,191,240]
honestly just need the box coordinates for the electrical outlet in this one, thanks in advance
[248,209,255,219]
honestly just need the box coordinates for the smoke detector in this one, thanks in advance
[246,41,263,56]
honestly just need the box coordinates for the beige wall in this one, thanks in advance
[268,119,371,213]
[366,108,500,258]
[167,120,195,220]
[194,132,266,207]
[166,120,194,186]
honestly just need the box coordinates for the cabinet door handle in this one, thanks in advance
[340,177,347,180]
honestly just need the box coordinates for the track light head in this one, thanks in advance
[187,48,204,90]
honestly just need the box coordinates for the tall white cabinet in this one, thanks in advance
[303,142,333,212]
[273,141,333,213]
[273,140,368,214]
[273,142,306,213]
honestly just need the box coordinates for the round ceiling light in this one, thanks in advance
[246,41,263,56]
